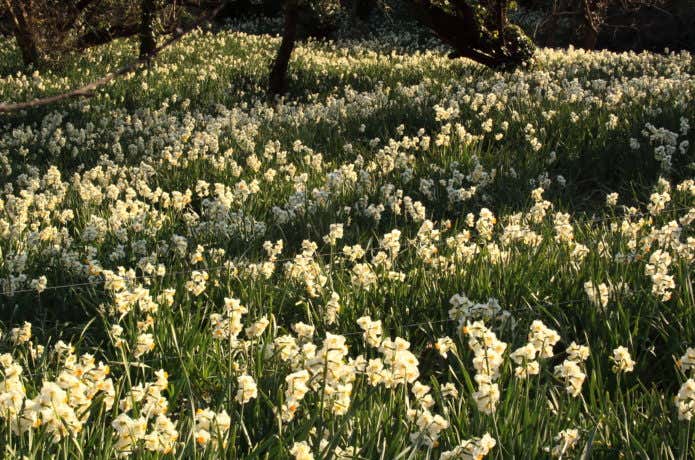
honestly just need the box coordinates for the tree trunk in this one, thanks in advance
[139,0,157,59]
[268,0,299,96]
[5,0,41,67]
[580,0,599,50]
[496,0,507,47]
[581,25,599,50]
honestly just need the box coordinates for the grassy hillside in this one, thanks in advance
[0,24,694,458]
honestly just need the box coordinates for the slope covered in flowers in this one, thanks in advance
[0,24,694,459]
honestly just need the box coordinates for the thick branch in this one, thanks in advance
[408,0,516,68]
